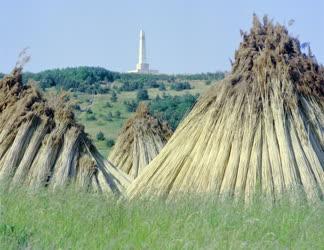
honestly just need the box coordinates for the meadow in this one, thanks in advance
[0,188,323,249]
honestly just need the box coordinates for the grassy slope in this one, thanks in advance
[0,189,323,249]
[72,80,210,156]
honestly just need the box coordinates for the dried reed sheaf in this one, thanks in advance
[0,68,131,195]
[127,15,324,202]
[109,103,172,179]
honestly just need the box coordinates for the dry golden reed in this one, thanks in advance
[0,67,130,195]
[109,102,172,179]
[127,15,324,203]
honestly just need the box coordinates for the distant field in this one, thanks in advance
[67,80,213,156]
[1,188,322,249]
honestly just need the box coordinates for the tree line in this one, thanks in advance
[1,67,224,94]
[22,66,117,94]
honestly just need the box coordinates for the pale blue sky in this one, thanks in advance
[1,0,323,74]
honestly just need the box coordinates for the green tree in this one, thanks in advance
[123,100,138,112]
[149,94,198,130]
[96,131,105,141]
[106,112,113,121]
[104,101,112,108]
[115,110,121,118]
[170,82,191,91]
[72,104,81,111]
[137,89,149,101]
[106,138,115,148]
[155,95,161,101]
[85,114,96,121]
[205,80,212,85]
[111,91,118,102]
[158,83,166,91]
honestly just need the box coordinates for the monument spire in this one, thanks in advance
[138,30,146,64]
[129,30,158,74]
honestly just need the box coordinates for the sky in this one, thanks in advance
[1,0,323,74]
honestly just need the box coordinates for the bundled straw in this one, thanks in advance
[109,103,172,178]
[127,15,324,202]
[0,67,130,195]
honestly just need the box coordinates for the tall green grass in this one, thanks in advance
[0,188,323,249]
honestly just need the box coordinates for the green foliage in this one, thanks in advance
[124,100,139,112]
[105,112,113,121]
[119,80,164,92]
[158,83,166,91]
[0,73,4,79]
[96,131,105,141]
[136,89,149,101]
[145,81,160,88]
[72,104,81,111]
[22,67,115,93]
[116,71,225,83]
[117,73,174,84]
[110,91,118,102]
[85,114,96,121]
[20,67,224,95]
[106,138,115,147]
[205,80,212,85]
[119,81,144,91]
[103,101,113,108]
[115,110,121,118]
[176,72,225,81]
[0,189,322,249]
[149,94,198,130]
[170,82,191,91]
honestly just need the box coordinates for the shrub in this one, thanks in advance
[104,102,112,108]
[149,94,198,130]
[115,111,121,118]
[96,132,105,141]
[105,112,113,121]
[119,81,144,91]
[158,83,166,91]
[72,104,81,111]
[106,138,115,147]
[124,100,139,112]
[137,89,149,101]
[111,91,118,102]
[85,114,96,121]
[170,82,191,91]
[145,81,160,88]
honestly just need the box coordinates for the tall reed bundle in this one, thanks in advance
[109,103,172,178]
[0,67,130,195]
[127,15,324,202]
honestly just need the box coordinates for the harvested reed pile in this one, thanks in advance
[127,15,324,202]
[109,103,172,178]
[0,67,130,195]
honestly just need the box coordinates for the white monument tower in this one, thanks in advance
[129,30,158,74]
[136,30,149,73]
